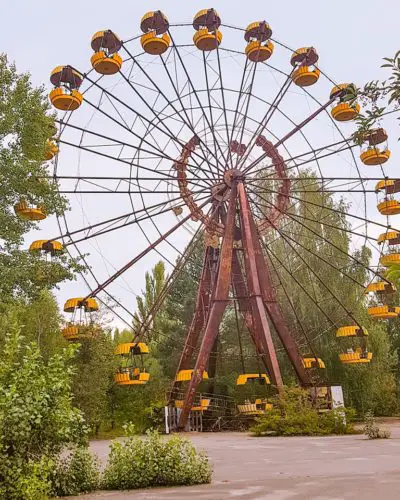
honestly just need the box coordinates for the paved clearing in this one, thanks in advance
[72,421,400,499]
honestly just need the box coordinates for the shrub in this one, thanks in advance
[0,315,87,499]
[250,387,354,437]
[0,456,54,500]
[50,447,100,497]
[363,410,391,439]
[102,428,212,490]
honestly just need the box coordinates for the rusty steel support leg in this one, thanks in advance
[238,182,284,389]
[231,251,274,375]
[178,184,237,430]
[247,200,312,386]
[169,246,216,401]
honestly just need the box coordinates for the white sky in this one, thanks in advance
[2,0,400,330]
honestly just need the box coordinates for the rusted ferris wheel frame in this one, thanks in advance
[44,14,398,429]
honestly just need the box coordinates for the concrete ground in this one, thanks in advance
[72,421,400,499]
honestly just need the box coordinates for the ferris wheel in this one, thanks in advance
[21,8,400,428]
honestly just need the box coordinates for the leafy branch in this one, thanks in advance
[352,51,400,144]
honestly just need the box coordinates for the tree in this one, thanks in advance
[262,173,397,413]
[0,312,86,499]
[133,261,166,338]
[109,262,173,431]
[156,241,204,379]
[72,332,116,435]
[0,54,80,302]
[9,290,65,359]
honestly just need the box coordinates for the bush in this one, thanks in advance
[363,411,391,439]
[250,387,354,437]
[0,315,87,499]
[50,447,100,497]
[0,456,54,500]
[102,428,212,490]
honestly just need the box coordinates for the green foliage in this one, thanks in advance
[109,359,168,433]
[109,261,171,432]
[157,241,204,379]
[71,332,115,435]
[250,388,354,437]
[102,427,212,490]
[0,53,64,245]
[385,262,400,282]
[0,312,87,499]
[0,249,83,303]
[133,261,166,337]
[12,290,66,358]
[354,50,400,142]
[340,323,398,416]
[50,447,100,497]
[0,54,84,302]
[0,455,54,500]
[363,410,391,439]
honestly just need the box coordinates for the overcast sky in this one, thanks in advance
[2,1,400,330]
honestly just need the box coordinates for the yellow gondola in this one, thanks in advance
[236,373,270,385]
[244,21,274,62]
[29,240,63,255]
[378,200,400,216]
[336,325,368,337]
[193,8,222,51]
[380,253,400,267]
[365,281,396,295]
[90,51,122,75]
[360,128,390,165]
[339,350,373,364]
[331,102,360,121]
[290,47,320,87]
[141,32,171,55]
[115,342,151,386]
[114,342,150,355]
[114,370,150,386]
[375,179,400,215]
[61,323,98,341]
[14,200,46,221]
[175,369,209,382]
[174,398,210,412]
[62,297,99,343]
[377,231,400,245]
[292,66,321,87]
[62,325,80,341]
[193,28,222,51]
[360,147,391,166]
[44,140,59,160]
[336,326,372,364]
[140,11,170,55]
[367,305,400,319]
[245,40,274,62]
[330,83,359,121]
[63,297,99,313]
[91,30,123,74]
[237,399,273,415]
[302,357,325,369]
[49,87,82,111]
[49,65,83,111]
